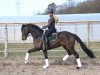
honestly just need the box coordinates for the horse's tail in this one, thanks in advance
[73,34,95,58]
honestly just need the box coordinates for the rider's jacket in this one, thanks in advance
[43,15,55,30]
[47,16,55,29]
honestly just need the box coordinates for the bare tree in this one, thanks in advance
[67,0,75,7]
[40,0,100,14]
[47,3,57,13]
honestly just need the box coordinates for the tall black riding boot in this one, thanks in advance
[43,38,48,50]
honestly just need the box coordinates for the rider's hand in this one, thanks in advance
[42,26,46,29]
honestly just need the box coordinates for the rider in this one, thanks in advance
[42,9,56,50]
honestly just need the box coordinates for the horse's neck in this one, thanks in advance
[29,27,43,39]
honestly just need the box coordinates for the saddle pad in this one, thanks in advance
[49,33,57,41]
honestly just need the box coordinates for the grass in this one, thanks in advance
[0,50,100,59]
[0,42,100,58]
[0,43,34,51]
[0,42,100,51]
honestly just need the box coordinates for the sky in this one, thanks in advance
[0,0,85,16]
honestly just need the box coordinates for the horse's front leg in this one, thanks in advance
[42,50,49,69]
[24,48,39,64]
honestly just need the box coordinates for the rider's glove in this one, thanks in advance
[42,26,47,29]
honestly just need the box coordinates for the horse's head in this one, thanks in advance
[21,23,43,40]
[21,25,29,40]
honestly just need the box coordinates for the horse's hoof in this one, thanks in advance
[43,65,49,69]
[76,67,81,69]
[24,60,29,64]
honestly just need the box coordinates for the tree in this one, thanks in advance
[40,0,100,15]
[47,3,57,13]
[67,0,75,7]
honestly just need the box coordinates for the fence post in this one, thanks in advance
[75,23,77,35]
[4,25,8,58]
[87,23,90,47]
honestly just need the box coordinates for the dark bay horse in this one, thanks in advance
[21,23,95,69]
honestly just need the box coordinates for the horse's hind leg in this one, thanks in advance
[62,46,72,61]
[70,49,82,69]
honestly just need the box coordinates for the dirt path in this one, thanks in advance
[0,57,100,75]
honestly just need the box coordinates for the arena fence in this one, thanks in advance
[0,21,100,58]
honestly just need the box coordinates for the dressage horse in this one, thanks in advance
[21,23,95,69]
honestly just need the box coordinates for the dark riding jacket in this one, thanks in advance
[43,15,56,30]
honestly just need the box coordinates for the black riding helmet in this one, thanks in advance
[47,9,54,14]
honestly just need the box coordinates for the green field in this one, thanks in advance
[0,42,100,58]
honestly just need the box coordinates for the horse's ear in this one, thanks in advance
[21,24,26,30]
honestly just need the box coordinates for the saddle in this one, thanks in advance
[49,32,58,42]
[42,29,58,42]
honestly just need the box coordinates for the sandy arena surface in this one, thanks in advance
[0,56,100,75]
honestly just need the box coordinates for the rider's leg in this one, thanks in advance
[43,31,50,50]
[43,33,48,50]
[43,28,56,50]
